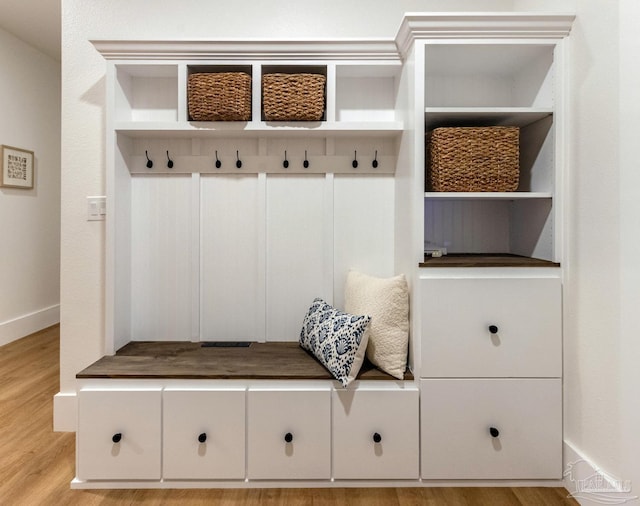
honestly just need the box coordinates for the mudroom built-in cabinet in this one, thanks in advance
[73,12,574,488]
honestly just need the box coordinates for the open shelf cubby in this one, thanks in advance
[422,43,559,264]
[115,64,179,122]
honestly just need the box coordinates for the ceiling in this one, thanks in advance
[0,0,61,61]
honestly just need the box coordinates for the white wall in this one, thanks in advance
[517,0,622,474]
[0,27,60,346]
[515,0,640,499]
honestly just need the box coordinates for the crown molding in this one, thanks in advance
[90,39,400,61]
[396,12,575,58]
[92,13,575,63]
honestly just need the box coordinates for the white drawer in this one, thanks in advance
[247,387,331,480]
[421,277,561,377]
[77,389,161,481]
[421,379,562,479]
[332,387,419,479]
[162,389,245,480]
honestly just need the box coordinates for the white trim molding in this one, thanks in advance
[564,441,639,505]
[0,304,60,346]
[395,13,576,58]
[53,392,77,432]
[91,13,576,63]
[90,39,400,61]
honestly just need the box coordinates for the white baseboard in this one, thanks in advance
[0,304,60,346]
[564,441,638,505]
[53,392,77,432]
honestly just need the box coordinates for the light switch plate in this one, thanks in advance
[87,196,106,221]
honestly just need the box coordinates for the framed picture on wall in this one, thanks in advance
[1,145,34,189]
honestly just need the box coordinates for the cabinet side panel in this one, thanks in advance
[131,176,192,341]
[201,175,259,341]
[112,135,132,351]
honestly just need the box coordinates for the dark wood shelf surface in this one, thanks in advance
[419,253,560,268]
[77,341,412,381]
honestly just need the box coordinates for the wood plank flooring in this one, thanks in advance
[0,325,578,505]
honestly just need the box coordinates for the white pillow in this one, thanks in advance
[344,270,409,379]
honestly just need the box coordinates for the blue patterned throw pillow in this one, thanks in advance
[299,298,371,388]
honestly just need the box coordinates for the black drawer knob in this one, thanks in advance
[198,432,207,443]
[112,433,122,443]
[489,427,500,438]
[488,325,499,334]
[284,432,293,443]
[373,432,382,443]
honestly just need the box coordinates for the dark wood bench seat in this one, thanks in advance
[77,341,413,381]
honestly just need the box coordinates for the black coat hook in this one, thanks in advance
[303,150,309,169]
[145,150,153,169]
[372,150,378,168]
[166,151,174,169]
[215,150,221,169]
[352,150,358,169]
[283,150,289,169]
[236,150,242,169]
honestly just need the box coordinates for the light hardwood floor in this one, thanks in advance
[0,325,578,505]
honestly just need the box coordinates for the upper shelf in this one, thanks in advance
[425,107,552,130]
[113,61,403,136]
[424,192,552,200]
[114,120,404,139]
[424,43,556,109]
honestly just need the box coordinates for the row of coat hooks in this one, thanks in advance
[144,149,381,170]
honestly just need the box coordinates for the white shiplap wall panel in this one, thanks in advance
[131,175,192,340]
[266,175,326,341]
[201,175,260,341]
[424,200,510,254]
[333,175,395,310]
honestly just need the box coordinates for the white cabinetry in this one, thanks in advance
[247,387,331,480]
[422,42,562,262]
[75,381,419,486]
[77,388,162,480]
[400,13,573,483]
[102,46,403,352]
[421,378,562,479]
[421,277,561,378]
[80,12,574,489]
[418,273,563,479]
[332,386,419,479]
[162,388,245,480]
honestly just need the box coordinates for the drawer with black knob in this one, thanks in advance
[420,378,562,479]
[162,388,245,480]
[77,388,162,481]
[420,277,561,378]
[332,386,419,479]
[246,386,331,480]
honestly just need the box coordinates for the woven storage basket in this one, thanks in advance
[262,73,326,121]
[427,126,520,192]
[188,72,252,121]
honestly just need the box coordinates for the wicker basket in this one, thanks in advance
[262,73,326,121]
[188,72,252,121]
[427,126,520,192]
